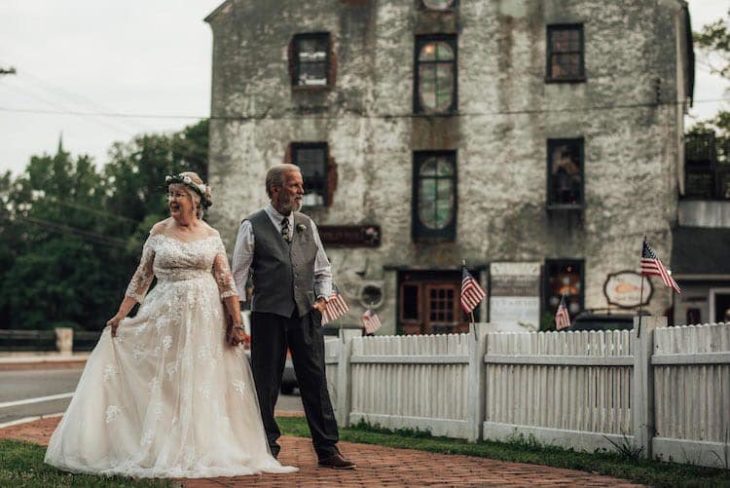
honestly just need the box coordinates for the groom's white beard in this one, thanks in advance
[279,196,302,214]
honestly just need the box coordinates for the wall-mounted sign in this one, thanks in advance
[489,262,541,331]
[603,271,653,308]
[319,225,381,247]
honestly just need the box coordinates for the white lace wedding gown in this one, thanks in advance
[45,230,297,478]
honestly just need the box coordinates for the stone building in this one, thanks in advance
[205,0,694,335]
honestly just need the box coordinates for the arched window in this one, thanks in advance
[413,151,457,241]
[415,35,457,113]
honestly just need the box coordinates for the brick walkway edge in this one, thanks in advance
[0,417,643,487]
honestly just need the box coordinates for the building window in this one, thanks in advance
[544,259,584,321]
[414,35,457,114]
[290,142,328,207]
[422,0,457,10]
[412,151,457,241]
[547,138,584,209]
[290,33,331,87]
[546,24,585,82]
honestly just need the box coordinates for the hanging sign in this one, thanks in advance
[603,271,653,308]
[318,225,381,247]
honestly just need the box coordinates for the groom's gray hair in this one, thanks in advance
[266,164,301,198]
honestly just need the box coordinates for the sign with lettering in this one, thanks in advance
[489,262,541,331]
[318,225,381,247]
[603,271,652,308]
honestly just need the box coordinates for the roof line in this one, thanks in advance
[204,0,232,24]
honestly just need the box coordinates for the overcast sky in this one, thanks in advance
[0,0,728,176]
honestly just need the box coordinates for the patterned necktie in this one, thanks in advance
[281,217,291,243]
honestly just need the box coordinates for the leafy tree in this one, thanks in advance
[0,119,209,331]
[692,9,730,138]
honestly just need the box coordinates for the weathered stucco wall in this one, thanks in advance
[207,0,687,332]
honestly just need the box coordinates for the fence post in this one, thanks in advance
[467,323,489,442]
[55,327,73,355]
[632,315,664,459]
[336,328,360,428]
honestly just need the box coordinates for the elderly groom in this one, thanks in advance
[231,164,355,469]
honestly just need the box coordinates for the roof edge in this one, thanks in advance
[204,0,232,24]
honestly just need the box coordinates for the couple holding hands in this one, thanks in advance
[45,164,355,478]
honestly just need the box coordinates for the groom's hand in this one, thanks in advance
[313,297,327,313]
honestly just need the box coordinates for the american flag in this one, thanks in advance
[641,240,681,294]
[555,295,571,330]
[460,268,486,314]
[361,309,382,334]
[321,291,349,325]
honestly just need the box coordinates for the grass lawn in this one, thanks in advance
[277,416,730,488]
[2,416,728,487]
[0,440,171,488]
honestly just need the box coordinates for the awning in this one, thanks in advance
[671,227,730,276]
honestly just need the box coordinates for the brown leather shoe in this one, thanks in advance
[318,453,356,470]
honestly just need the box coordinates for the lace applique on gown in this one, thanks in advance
[44,231,297,478]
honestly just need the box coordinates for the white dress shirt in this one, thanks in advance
[231,203,333,302]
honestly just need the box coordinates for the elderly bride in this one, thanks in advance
[45,172,296,478]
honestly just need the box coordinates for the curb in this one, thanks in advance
[0,412,64,430]
[0,356,88,372]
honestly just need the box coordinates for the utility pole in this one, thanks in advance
[0,66,17,76]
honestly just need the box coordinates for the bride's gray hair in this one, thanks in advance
[266,164,301,198]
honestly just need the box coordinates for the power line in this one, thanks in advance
[0,97,728,122]
[10,215,129,249]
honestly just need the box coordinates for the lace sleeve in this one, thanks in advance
[213,238,238,300]
[124,235,156,303]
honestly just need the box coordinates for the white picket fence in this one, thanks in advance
[653,323,730,466]
[323,320,730,468]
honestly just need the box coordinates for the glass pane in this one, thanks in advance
[435,199,454,228]
[549,141,582,205]
[434,64,454,111]
[298,38,327,60]
[546,261,582,317]
[435,42,454,61]
[418,65,437,109]
[436,159,453,176]
[298,61,327,86]
[419,42,438,61]
[423,0,455,10]
[551,30,580,53]
[294,147,326,205]
[551,53,581,79]
[420,157,438,176]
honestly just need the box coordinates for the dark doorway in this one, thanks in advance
[397,270,481,335]
[714,293,730,323]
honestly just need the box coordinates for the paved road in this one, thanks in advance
[0,368,304,426]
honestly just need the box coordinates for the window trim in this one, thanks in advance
[546,137,585,211]
[290,141,329,207]
[543,258,585,320]
[291,32,331,89]
[545,24,586,84]
[413,34,458,114]
[412,150,458,242]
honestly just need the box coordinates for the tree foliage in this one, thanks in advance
[0,119,208,330]
[693,8,730,137]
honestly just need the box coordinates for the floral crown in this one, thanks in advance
[165,174,212,208]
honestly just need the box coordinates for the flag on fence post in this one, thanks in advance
[641,239,681,294]
[321,290,349,325]
[361,309,382,335]
[460,267,486,314]
[555,295,571,330]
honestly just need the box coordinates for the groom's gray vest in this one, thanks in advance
[245,209,319,318]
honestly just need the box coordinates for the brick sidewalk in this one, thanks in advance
[1,417,643,487]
